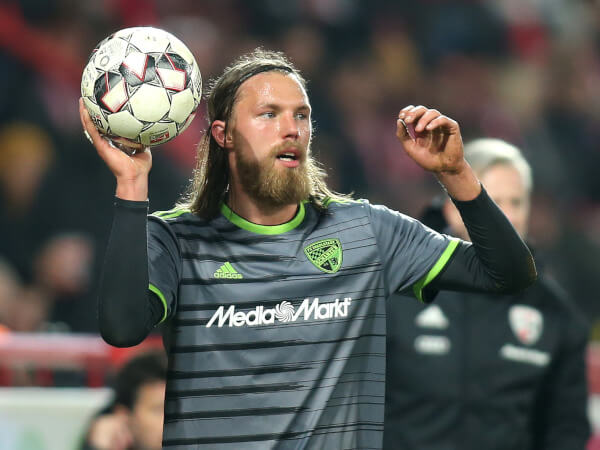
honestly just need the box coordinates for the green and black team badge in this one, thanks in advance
[304,238,343,273]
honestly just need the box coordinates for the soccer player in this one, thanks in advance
[384,139,590,449]
[80,49,536,449]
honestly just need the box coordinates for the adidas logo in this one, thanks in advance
[214,262,243,279]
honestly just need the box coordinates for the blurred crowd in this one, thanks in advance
[1,0,600,336]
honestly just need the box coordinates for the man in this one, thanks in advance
[80,49,535,449]
[384,139,590,449]
[82,350,167,450]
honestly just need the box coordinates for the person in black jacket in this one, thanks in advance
[384,138,591,450]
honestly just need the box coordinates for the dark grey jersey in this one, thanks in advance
[147,199,457,449]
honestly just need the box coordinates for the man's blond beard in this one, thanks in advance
[235,145,312,208]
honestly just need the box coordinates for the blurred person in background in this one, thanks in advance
[34,234,94,298]
[0,122,55,280]
[3,285,52,333]
[80,350,167,450]
[0,122,71,333]
[384,138,590,449]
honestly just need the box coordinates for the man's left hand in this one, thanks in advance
[396,105,466,174]
[396,105,481,201]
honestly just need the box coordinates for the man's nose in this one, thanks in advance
[281,112,300,139]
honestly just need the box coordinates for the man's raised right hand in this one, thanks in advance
[79,98,151,201]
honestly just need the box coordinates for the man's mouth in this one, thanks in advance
[276,151,298,162]
[275,148,302,167]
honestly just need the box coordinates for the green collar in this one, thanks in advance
[220,202,306,235]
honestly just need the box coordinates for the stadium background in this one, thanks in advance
[1,0,600,448]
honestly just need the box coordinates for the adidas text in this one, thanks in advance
[213,262,243,279]
[206,297,352,328]
[214,272,242,279]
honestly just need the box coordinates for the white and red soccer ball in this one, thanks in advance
[81,27,202,148]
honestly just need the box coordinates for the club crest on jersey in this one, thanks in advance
[304,238,343,273]
[509,305,543,345]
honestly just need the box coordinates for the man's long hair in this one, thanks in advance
[178,48,350,219]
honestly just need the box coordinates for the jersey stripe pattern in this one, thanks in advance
[148,200,454,449]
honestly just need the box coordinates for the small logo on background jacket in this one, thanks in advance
[509,305,543,345]
[415,305,449,329]
[214,262,243,279]
[304,238,343,273]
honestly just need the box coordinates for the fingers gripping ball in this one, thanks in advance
[81,27,202,149]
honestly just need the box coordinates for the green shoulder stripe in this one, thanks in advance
[323,196,359,207]
[412,238,460,302]
[152,207,190,219]
[152,206,178,217]
[149,283,168,324]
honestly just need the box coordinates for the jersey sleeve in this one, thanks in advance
[365,202,459,301]
[147,215,182,323]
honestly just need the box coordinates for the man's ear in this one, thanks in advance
[211,120,232,148]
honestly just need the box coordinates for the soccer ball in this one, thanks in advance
[81,27,202,149]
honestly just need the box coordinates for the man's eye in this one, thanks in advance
[296,112,308,120]
[261,112,275,118]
